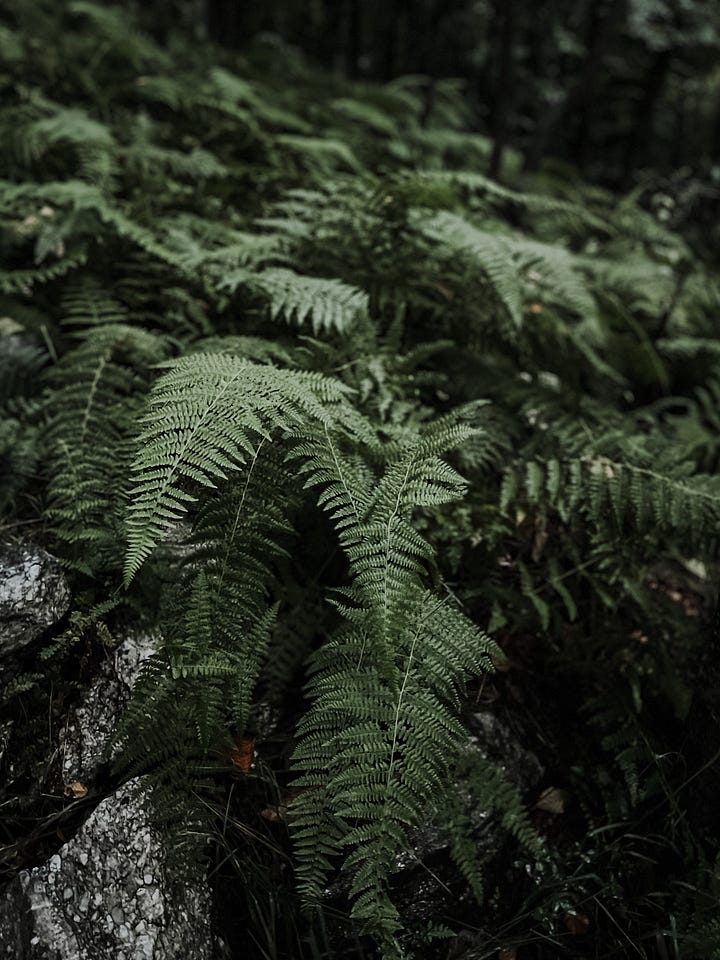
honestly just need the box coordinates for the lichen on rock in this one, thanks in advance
[59,630,159,785]
[0,780,213,960]
[0,544,70,659]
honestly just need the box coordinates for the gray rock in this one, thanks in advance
[0,780,213,960]
[469,709,545,794]
[59,630,159,785]
[0,544,70,659]
[0,721,12,764]
[390,710,545,932]
[324,710,544,935]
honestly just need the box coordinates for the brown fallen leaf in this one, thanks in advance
[63,781,88,799]
[229,735,255,773]
[535,786,568,814]
[260,804,288,823]
[498,948,517,960]
[564,911,590,935]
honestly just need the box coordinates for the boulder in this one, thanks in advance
[0,720,12,764]
[59,630,158,785]
[390,709,545,929]
[0,544,70,659]
[0,780,213,960]
[468,709,545,793]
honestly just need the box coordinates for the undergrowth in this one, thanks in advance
[0,3,719,958]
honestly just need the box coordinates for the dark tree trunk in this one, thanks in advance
[311,1,347,72]
[523,0,626,173]
[379,0,407,80]
[344,0,362,76]
[204,0,247,47]
[623,48,672,179]
[673,89,687,167]
[489,0,517,179]
[712,92,720,164]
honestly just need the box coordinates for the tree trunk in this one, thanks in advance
[489,0,517,179]
[623,48,672,180]
[204,0,247,47]
[343,0,362,76]
[523,0,626,173]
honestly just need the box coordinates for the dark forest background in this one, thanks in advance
[140,0,720,187]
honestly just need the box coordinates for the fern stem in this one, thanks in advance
[80,353,107,444]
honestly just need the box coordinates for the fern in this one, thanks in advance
[507,455,720,546]
[290,423,498,954]
[415,169,615,237]
[276,134,363,175]
[123,353,358,584]
[3,7,720,956]
[0,330,46,512]
[44,323,170,573]
[446,746,543,905]
[59,277,129,328]
[23,106,116,186]
[247,268,369,335]
[419,211,524,328]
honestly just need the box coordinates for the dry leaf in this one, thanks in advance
[498,948,517,960]
[564,911,590,935]
[229,735,255,773]
[535,785,568,814]
[63,781,88,799]
[491,651,511,672]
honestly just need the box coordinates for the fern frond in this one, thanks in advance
[446,746,543,904]
[276,134,363,175]
[509,236,596,319]
[291,425,498,955]
[415,169,614,236]
[507,456,720,545]
[248,268,369,335]
[123,354,357,584]
[60,277,129,328]
[24,106,116,186]
[44,323,170,572]
[419,211,523,328]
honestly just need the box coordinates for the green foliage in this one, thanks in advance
[290,424,498,953]
[249,269,370,335]
[446,747,544,905]
[123,354,356,584]
[1,4,719,959]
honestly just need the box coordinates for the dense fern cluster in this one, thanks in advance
[2,3,719,958]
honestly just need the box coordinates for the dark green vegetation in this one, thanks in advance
[2,2,720,958]
[192,0,720,185]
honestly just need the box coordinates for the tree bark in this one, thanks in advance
[204,0,247,47]
[523,0,626,173]
[623,48,672,179]
[489,0,517,179]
